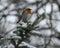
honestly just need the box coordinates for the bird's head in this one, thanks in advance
[26,8,32,14]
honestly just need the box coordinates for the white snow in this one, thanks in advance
[6,15,18,23]
[21,42,36,48]
[29,14,37,23]
[30,35,44,46]
[44,3,51,14]
[52,12,60,32]
[53,3,59,12]
[56,22,60,32]
[38,8,44,15]
[51,38,60,45]
[38,3,59,15]
[0,5,5,10]
[8,4,16,11]
[38,19,47,26]
[3,10,9,15]
[21,22,27,28]
[31,30,52,36]
[26,0,36,3]
[9,11,18,15]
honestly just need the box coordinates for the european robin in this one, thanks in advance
[17,8,32,23]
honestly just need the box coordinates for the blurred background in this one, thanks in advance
[0,0,60,48]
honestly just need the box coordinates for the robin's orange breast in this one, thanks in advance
[26,9,32,14]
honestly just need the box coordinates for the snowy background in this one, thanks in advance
[0,0,60,48]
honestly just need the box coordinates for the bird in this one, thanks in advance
[17,8,32,23]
